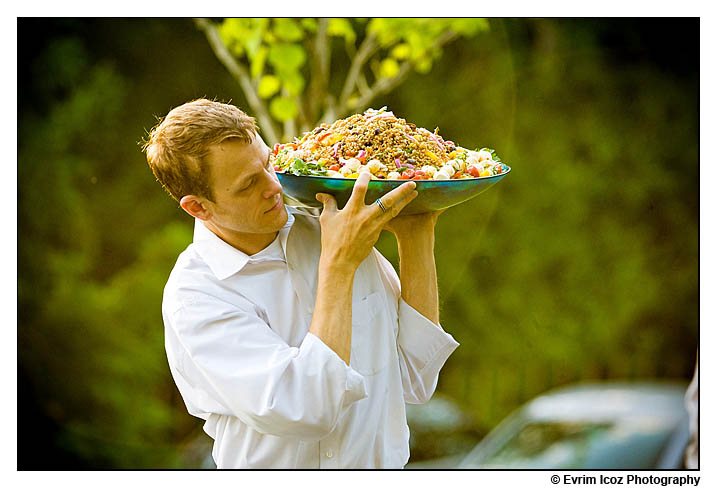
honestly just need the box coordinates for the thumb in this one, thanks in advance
[315,193,337,213]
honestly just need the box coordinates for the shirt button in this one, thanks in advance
[325,450,333,458]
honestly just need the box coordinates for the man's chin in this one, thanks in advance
[267,204,289,229]
[277,205,288,223]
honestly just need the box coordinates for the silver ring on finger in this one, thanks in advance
[375,198,387,213]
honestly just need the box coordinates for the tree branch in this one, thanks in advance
[357,72,370,97]
[306,18,330,127]
[345,61,412,118]
[283,117,296,143]
[317,18,331,99]
[319,94,337,125]
[337,31,379,114]
[193,18,280,145]
[342,30,460,118]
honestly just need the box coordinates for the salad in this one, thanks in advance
[271,107,508,181]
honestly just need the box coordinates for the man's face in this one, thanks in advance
[203,134,288,238]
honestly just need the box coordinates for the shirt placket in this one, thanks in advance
[286,222,341,469]
[318,433,340,468]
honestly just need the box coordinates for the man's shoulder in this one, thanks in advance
[285,209,322,269]
[163,245,219,312]
[167,243,212,278]
[288,208,321,232]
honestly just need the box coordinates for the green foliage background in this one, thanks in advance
[17,18,698,468]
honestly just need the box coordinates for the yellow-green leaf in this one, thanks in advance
[379,58,401,79]
[257,75,281,99]
[241,18,267,59]
[415,57,432,74]
[218,18,250,57]
[244,31,263,59]
[450,18,490,35]
[327,18,356,43]
[391,43,411,60]
[263,30,277,43]
[268,43,306,71]
[250,45,268,79]
[269,96,298,122]
[300,18,318,33]
[367,18,411,46]
[273,18,304,42]
[277,69,305,97]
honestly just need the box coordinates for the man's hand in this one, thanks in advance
[309,173,417,364]
[315,173,418,275]
[382,209,445,239]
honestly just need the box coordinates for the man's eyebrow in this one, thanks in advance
[236,148,272,190]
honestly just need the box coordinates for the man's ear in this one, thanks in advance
[180,195,212,221]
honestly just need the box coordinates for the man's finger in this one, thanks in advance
[316,193,337,213]
[375,181,417,214]
[379,189,419,222]
[346,172,371,209]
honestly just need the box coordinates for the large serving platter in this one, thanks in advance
[278,165,511,215]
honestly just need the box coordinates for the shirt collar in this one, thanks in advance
[192,206,297,280]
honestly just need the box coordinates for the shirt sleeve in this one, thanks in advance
[372,249,459,404]
[164,290,368,441]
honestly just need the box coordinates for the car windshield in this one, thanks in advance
[465,420,672,469]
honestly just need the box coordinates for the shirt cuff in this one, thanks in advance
[302,332,368,408]
[397,298,460,376]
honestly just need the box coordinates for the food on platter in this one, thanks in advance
[271,107,508,181]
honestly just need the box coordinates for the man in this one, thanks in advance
[143,98,459,469]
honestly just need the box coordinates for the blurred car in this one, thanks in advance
[404,393,483,462]
[407,381,690,470]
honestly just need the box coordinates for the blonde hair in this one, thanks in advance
[142,98,259,202]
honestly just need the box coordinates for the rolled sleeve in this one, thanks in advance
[397,298,460,404]
[301,332,368,410]
[166,292,367,441]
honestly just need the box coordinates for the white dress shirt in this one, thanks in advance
[162,206,459,469]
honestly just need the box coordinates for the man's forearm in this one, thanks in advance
[308,259,355,364]
[396,225,439,325]
[309,173,418,364]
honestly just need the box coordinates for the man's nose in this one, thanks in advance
[262,172,282,199]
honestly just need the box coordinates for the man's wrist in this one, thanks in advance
[395,224,435,251]
[318,255,358,282]
[390,213,436,239]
